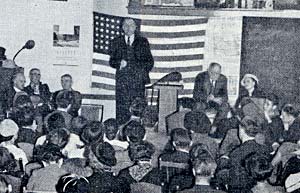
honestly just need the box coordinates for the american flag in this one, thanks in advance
[89,12,208,102]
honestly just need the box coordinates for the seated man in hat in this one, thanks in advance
[193,63,229,126]
[51,74,82,117]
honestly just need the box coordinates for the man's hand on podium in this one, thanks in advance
[120,60,127,70]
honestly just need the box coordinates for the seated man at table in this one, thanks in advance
[193,63,229,125]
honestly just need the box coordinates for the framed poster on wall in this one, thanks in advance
[52,25,81,66]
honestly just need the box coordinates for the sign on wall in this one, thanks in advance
[52,25,81,66]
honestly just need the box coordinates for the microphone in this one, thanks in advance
[13,40,35,61]
[23,40,35,49]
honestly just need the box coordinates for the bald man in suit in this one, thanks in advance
[109,18,154,126]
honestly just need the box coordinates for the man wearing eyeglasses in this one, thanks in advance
[24,68,51,103]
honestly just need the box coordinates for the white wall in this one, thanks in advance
[0,0,94,94]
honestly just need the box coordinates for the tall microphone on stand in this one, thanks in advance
[13,40,35,61]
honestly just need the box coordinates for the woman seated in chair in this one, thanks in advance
[235,74,265,109]
[118,141,161,191]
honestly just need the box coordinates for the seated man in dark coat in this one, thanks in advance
[51,74,82,117]
[193,63,229,125]
[261,93,284,148]
[216,117,272,193]
[24,68,51,104]
[159,128,193,188]
[279,104,300,144]
[178,144,225,193]
[166,97,195,134]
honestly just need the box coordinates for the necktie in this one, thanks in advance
[127,36,131,46]
[210,80,215,95]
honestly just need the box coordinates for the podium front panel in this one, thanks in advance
[155,85,183,134]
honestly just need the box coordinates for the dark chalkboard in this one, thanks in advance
[240,17,300,105]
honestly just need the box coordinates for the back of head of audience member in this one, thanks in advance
[12,72,26,91]
[0,119,19,144]
[45,112,66,133]
[190,143,217,185]
[92,142,116,167]
[281,104,299,125]
[0,176,12,193]
[128,140,155,163]
[184,111,211,134]
[61,74,73,91]
[142,106,158,128]
[245,153,273,182]
[264,93,279,109]
[171,128,192,152]
[11,94,34,127]
[56,90,74,110]
[35,143,64,166]
[129,97,147,118]
[46,128,70,149]
[190,143,214,163]
[56,174,90,193]
[123,121,146,143]
[80,121,103,146]
[178,97,195,111]
[192,154,217,180]
[0,147,17,172]
[239,116,262,143]
[103,118,118,141]
[71,116,88,136]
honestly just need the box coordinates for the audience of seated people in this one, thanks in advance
[1,66,300,193]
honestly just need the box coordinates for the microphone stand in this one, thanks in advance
[13,47,25,61]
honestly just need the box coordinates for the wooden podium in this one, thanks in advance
[153,83,183,134]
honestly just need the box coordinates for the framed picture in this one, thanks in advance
[53,25,80,48]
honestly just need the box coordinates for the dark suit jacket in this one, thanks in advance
[234,87,265,108]
[24,82,51,102]
[282,118,300,143]
[193,71,228,103]
[51,89,82,117]
[109,34,154,86]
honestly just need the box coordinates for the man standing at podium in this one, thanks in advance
[109,18,154,125]
[193,63,229,124]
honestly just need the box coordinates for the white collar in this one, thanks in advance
[125,34,135,46]
[14,87,22,92]
[248,87,255,96]
[57,107,68,112]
